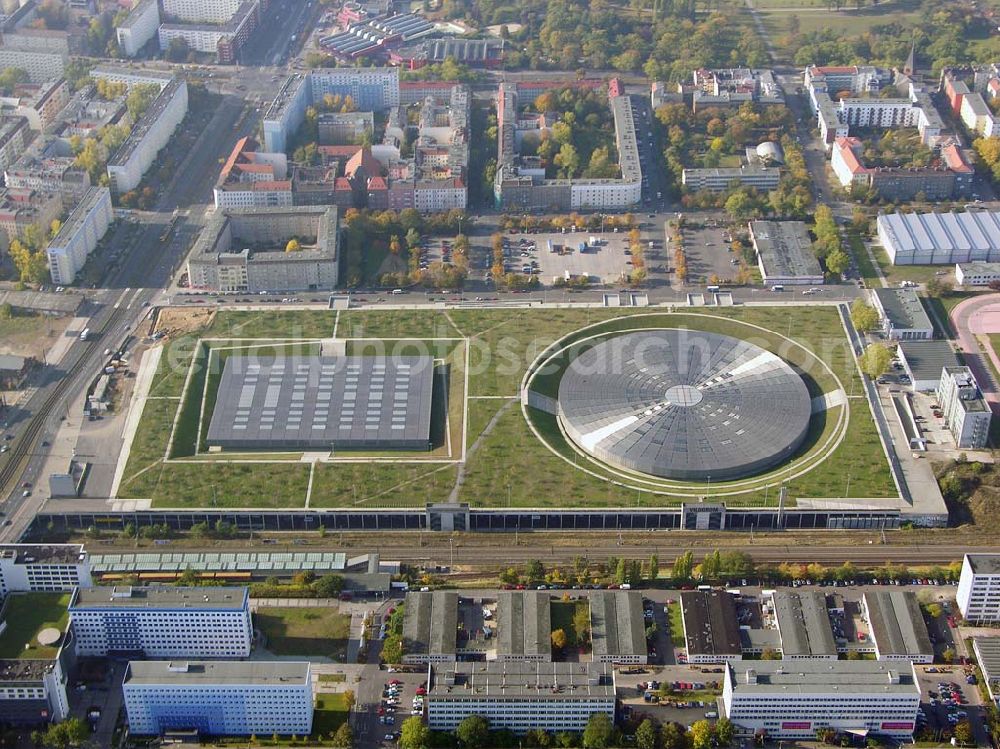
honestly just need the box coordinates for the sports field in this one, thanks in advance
[117,306,897,509]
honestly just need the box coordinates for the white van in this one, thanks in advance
[771,284,784,292]
[390,288,404,295]
[706,285,720,293]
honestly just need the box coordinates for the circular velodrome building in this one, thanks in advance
[556,330,811,481]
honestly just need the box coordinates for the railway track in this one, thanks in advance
[0,306,125,500]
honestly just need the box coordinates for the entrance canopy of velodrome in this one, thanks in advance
[207,355,434,450]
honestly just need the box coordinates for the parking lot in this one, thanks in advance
[914,663,987,744]
[498,230,635,285]
[617,663,724,730]
[377,667,429,744]
[679,224,744,286]
[419,236,456,271]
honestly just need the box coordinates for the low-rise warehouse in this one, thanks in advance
[871,288,934,341]
[681,590,742,663]
[426,661,615,735]
[497,591,551,662]
[972,637,1000,705]
[768,590,837,659]
[402,591,457,664]
[861,590,933,663]
[749,220,824,286]
[878,210,1000,266]
[896,340,961,391]
[590,591,647,664]
[956,261,1000,287]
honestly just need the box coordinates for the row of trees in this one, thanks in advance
[627,227,647,285]
[812,205,850,278]
[501,551,964,586]
[974,136,1000,184]
[399,712,622,749]
[250,571,344,599]
[379,604,406,665]
[400,58,482,84]
[498,213,636,233]
[673,239,687,284]
[498,551,783,587]
[767,137,814,219]
[500,555,660,587]
[401,714,730,749]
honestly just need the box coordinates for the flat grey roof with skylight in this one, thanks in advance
[207,355,434,451]
[71,586,248,610]
[124,660,309,686]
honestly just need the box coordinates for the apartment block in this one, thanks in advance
[494,82,641,210]
[0,78,71,131]
[317,111,374,145]
[263,68,400,153]
[5,151,91,203]
[96,72,187,195]
[831,137,972,201]
[45,186,112,285]
[123,661,312,736]
[161,0,243,23]
[960,92,998,138]
[68,585,252,658]
[958,554,1000,625]
[689,68,784,109]
[158,0,259,64]
[116,0,160,58]
[213,136,291,209]
[0,49,65,84]
[0,117,29,171]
